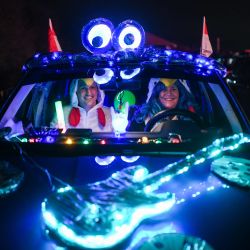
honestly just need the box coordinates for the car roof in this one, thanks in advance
[20,48,227,85]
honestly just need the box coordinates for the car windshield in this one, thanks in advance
[0,68,243,144]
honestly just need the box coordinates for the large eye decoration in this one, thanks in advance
[81,18,114,54]
[112,20,145,51]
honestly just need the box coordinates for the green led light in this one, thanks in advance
[21,138,28,143]
[155,139,162,144]
[83,139,90,145]
[55,101,66,132]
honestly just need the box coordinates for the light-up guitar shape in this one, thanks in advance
[42,133,249,249]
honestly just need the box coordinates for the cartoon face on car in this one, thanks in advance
[0,18,249,250]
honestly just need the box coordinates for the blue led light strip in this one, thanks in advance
[22,48,226,78]
[42,133,249,249]
[141,133,250,192]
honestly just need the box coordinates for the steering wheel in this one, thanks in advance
[144,108,205,132]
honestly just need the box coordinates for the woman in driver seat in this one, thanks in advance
[127,78,198,132]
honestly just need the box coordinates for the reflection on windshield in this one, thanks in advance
[0,77,236,142]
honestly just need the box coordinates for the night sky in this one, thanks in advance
[1,0,250,90]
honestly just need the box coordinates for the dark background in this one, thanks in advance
[0,0,250,115]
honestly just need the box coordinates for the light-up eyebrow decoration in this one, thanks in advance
[95,156,116,166]
[94,156,140,167]
[121,156,140,163]
[120,68,141,79]
[93,68,114,84]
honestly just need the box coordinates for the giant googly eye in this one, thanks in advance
[81,18,114,54]
[112,20,145,51]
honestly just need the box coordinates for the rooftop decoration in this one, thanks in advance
[81,18,114,54]
[22,18,227,80]
[111,19,145,52]
[22,49,227,79]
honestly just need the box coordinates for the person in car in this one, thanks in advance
[51,78,113,132]
[127,78,198,131]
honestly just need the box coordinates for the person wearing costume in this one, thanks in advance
[51,78,112,132]
[127,78,199,132]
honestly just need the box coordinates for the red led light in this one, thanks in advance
[100,140,106,145]
[171,138,181,143]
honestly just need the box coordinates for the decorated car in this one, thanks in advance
[0,18,250,250]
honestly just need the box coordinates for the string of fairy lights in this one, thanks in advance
[41,133,250,249]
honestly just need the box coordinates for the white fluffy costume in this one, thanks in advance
[51,79,112,132]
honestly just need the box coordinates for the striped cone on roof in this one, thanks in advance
[48,18,62,52]
[200,16,213,57]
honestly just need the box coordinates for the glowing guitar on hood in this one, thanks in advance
[42,133,249,249]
